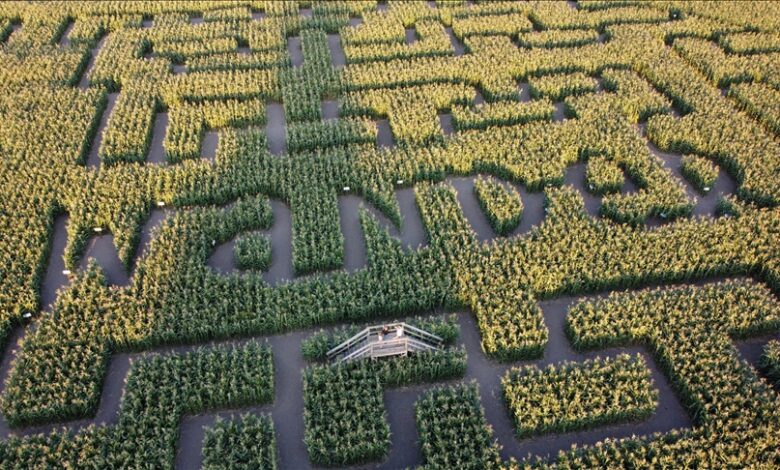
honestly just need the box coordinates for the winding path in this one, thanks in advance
[1,277,777,468]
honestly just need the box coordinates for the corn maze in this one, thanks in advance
[1,0,779,468]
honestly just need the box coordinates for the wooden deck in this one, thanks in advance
[327,322,443,363]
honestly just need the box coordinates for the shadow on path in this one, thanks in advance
[266,102,286,156]
[338,189,428,272]
[85,92,118,169]
[147,112,168,164]
[78,35,107,89]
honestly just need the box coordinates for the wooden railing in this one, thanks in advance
[326,322,443,363]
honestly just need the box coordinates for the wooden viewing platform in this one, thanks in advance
[326,322,443,363]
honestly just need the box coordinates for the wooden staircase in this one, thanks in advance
[326,322,443,363]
